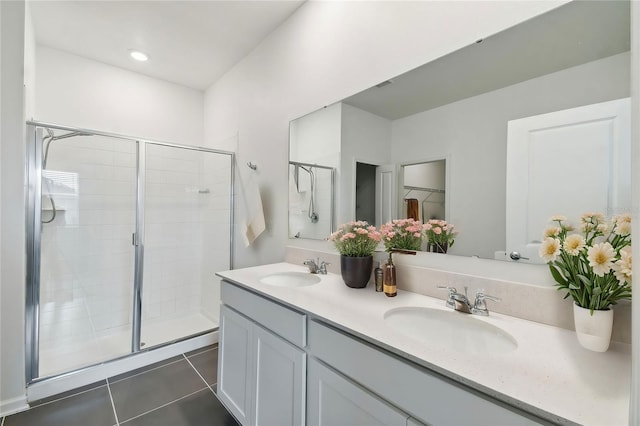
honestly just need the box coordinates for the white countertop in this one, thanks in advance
[217,262,631,426]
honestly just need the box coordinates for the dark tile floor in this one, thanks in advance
[2,344,237,426]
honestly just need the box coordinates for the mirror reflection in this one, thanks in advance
[288,0,631,260]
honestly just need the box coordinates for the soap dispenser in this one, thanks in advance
[374,261,383,292]
[383,253,397,297]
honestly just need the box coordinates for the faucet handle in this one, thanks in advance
[318,260,330,274]
[473,290,500,315]
[437,286,457,309]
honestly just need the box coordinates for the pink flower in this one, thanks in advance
[413,233,421,238]
[356,228,368,235]
[433,227,442,235]
[423,224,432,231]
[340,232,356,241]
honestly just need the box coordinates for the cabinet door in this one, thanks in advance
[218,305,254,426]
[307,358,408,426]
[253,325,306,426]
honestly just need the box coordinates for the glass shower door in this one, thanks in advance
[37,132,137,378]
[140,143,232,348]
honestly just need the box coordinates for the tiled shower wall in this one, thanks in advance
[39,135,231,351]
[288,165,333,240]
[143,144,231,327]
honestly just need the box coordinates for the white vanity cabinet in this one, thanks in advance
[218,279,554,426]
[307,357,409,426]
[218,281,306,426]
[308,320,549,426]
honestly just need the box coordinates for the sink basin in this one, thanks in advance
[384,307,517,355]
[259,271,321,288]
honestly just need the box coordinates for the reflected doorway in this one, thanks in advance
[402,160,446,223]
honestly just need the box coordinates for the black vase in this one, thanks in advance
[340,255,373,288]
[428,242,448,254]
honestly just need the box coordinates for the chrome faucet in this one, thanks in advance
[303,258,329,274]
[437,286,500,316]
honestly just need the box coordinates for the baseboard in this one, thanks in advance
[0,395,29,417]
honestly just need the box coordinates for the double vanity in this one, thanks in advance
[216,262,630,426]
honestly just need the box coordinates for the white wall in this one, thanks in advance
[1,0,28,416]
[340,103,391,225]
[391,52,630,259]
[35,46,204,145]
[203,0,569,268]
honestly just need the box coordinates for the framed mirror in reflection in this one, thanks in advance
[288,0,631,262]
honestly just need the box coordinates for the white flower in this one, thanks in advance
[614,213,631,224]
[613,246,632,285]
[539,237,561,262]
[544,227,561,238]
[587,242,615,277]
[614,221,631,236]
[596,223,608,234]
[563,234,585,256]
[550,215,567,222]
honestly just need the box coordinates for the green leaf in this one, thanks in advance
[577,274,592,288]
[549,264,568,285]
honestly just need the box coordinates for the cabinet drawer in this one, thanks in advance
[308,320,549,426]
[221,280,306,347]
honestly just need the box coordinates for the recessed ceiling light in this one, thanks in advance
[129,50,148,62]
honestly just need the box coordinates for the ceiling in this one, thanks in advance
[344,0,630,120]
[29,0,305,91]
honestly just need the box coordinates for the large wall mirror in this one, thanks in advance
[288,0,631,262]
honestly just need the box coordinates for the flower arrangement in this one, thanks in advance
[539,213,632,312]
[424,219,457,252]
[329,221,382,257]
[379,219,424,252]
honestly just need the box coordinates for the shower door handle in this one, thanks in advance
[132,233,138,246]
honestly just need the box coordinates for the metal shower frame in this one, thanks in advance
[25,120,235,385]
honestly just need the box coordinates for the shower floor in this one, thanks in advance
[39,313,217,378]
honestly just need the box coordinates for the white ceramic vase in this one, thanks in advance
[573,303,614,352]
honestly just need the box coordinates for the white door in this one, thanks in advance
[253,325,306,426]
[506,98,631,263]
[375,164,397,226]
[218,305,254,426]
[306,358,408,426]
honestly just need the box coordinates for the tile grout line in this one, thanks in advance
[29,382,109,409]
[109,357,185,385]
[106,378,120,426]
[182,354,215,394]
[118,387,209,425]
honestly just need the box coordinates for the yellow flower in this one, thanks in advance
[563,234,585,256]
[539,237,560,262]
[587,242,615,277]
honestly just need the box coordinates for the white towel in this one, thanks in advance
[241,172,266,247]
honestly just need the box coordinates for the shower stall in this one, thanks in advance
[25,122,234,384]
